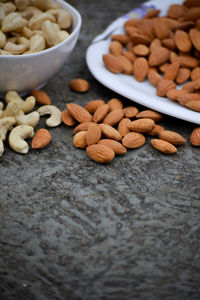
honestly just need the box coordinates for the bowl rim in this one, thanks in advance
[0,0,82,60]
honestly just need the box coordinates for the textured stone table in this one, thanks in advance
[0,0,200,300]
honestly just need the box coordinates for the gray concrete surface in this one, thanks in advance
[0,0,200,299]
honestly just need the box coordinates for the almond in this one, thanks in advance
[123,106,139,118]
[185,100,200,112]
[159,63,170,73]
[166,89,188,102]
[183,7,200,21]
[136,110,163,122]
[147,124,164,136]
[158,130,187,145]
[73,122,94,134]
[148,46,170,67]
[183,0,200,8]
[67,103,92,123]
[108,98,123,111]
[154,18,170,39]
[164,61,180,81]
[182,78,200,92]
[93,104,109,123]
[31,128,51,149]
[85,99,105,113]
[130,33,151,45]
[132,44,149,56]
[103,108,124,126]
[118,118,131,136]
[175,67,190,84]
[133,57,148,82]
[156,79,176,97]
[189,28,200,52]
[167,4,187,19]
[143,9,160,19]
[69,78,89,93]
[61,109,76,126]
[122,51,136,63]
[86,144,115,164]
[162,38,176,51]
[122,132,146,149]
[190,127,200,146]
[174,30,192,52]
[128,118,155,133]
[117,55,133,74]
[177,93,200,105]
[151,139,177,154]
[109,40,123,56]
[149,38,162,52]
[98,139,127,154]
[73,131,87,148]
[30,90,51,105]
[111,34,130,45]
[191,67,200,81]
[86,123,101,146]
[147,68,162,87]
[99,123,122,141]
[171,56,199,68]
[102,54,123,74]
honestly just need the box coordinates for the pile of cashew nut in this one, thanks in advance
[0,0,72,55]
[0,90,62,156]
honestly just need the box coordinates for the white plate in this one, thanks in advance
[86,0,200,125]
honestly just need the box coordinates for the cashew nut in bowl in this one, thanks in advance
[29,33,46,53]
[2,12,28,33]
[4,41,27,55]
[15,111,40,127]
[0,101,3,111]
[37,105,62,127]
[0,117,16,141]
[29,0,60,11]
[14,0,29,11]
[9,125,34,154]
[28,12,55,30]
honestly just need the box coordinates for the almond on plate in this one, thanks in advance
[133,57,149,82]
[103,54,123,74]
[86,144,115,164]
[156,79,176,97]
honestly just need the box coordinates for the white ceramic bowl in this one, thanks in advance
[0,0,81,96]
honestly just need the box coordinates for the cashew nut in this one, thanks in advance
[0,49,13,55]
[46,8,72,30]
[0,139,4,157]
[21,26,34,39]
[9,125,34,154]
[4,41,27,55]
[0,101,3,111]
[15,111,40,127]
[37,105,62,127]
[29,33,46,53]
[21,6,42,19]
[14,0,29,11]
[28,12,55,30]
[3,100,22,117]
[0,2,16,14]
[5,90,24,104]
[5,91,36,113]
[2,12,28,33]
[30,0,60,11]
[0,30,6,48]
[0,8,5,27]
[0,116,16,141]
[17,36,30,50]
[41,20,60,47]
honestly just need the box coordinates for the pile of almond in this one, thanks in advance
[102,0,200,113]
[61,93,200,164]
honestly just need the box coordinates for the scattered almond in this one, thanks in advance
[190,127,200,146]
[99,123,122,141]
[61,110,76,126]
[85,100,105,113]
[67,103,93,123]
[86,123,101,146]
[123,106,139,118]
[122,132,146,149]
[108,98,123,111]
[151,139,177,154]
[128,118,155,133]
[86,144,115,164]
[69,78,90,93]
[73,131,87,149]
[158,130,187,145]
[103,108,124,126]
[31,128,51,149]
[118,118,131,136]
[93,104,110,123]
[98,139,127,154]
[136,110,163,122]
[73,122,94,134]
[31,90,51,105]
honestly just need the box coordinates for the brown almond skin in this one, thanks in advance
[185,100,200,112]
[148,46,170,67]
[30,90,51,105]
[103,108,124,126]
[98,139,127,154]
[133,57,148,82]
[128,118,155,133]
[109,40,123,56]
[117,55,133,74]
[164,61,180,81]
[86,144,115,164]
[122,132,146,149]
[170,56,199,68]
[93,104,109,123]
[67,103,92,123]
[175,68,190,84]
[118,118,131,136]
[99,124,122,141]
[158,130,187,145]
[174,30,192,53]
[189,29,200,52]
[156,79,176,97]
[151,139,177,154]
[85,100,105,113]
[61,110,76,126]
[111,34,130,45]
[147,68,162,87]
[73,131,87,149]
[108,98,123,111]
[132,44,149,56]
[190,127,200,146]
[191,67,200,81]
[166,89,188,102]
[103,54,123,74]
[69,78,89,93]
[123,106,139,118]
[86,123,101,146]
[73,122,94,134]
[136,110,163,122]
[31,128,51,149]
[177,93,200,106]
[147,124,164,136]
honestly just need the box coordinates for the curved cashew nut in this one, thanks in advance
[0,2,16,15]
[29,0,60,11]
[29,33,46,52]
[2,12,28,33]
[41,20,60,47]
[0,49,13,55]
[0,101,4,111]
[37,105,62,127]
[46,8,72,30]
[5,90,24,104]
[4,41,27,55]
[0,139,4,158]
[14,0,29,11]
[9,125,34,154]
[0,116,16,141]
[17,36,30,50]
[28,12,55,30]
[15,111,40,127]
[3,100,22,117]
[22,96,36,113]
[21,6,42,19]
[0,30,6,48]
[21,26,34,39]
